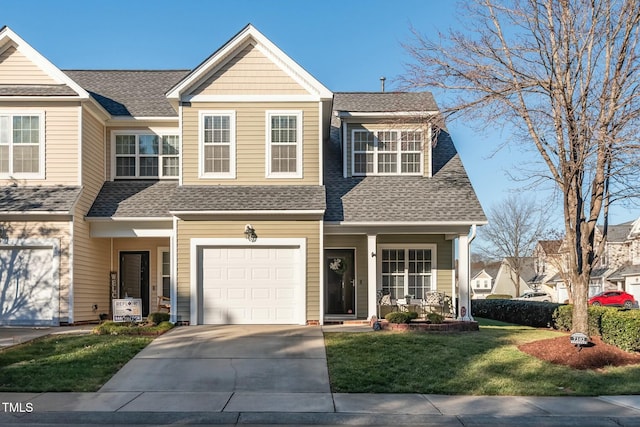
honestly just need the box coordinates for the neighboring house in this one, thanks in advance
[470,262,500,299]
[0,25,486,326]
[531,219,640,303]
[490,257,536,298]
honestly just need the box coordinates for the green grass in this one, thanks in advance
[324,318,640,396]
[0,334,153,392]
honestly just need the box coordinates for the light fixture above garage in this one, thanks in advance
[244,224,257,242]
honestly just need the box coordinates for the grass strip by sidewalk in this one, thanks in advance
[324,319,640,396]
[0,334,153,392]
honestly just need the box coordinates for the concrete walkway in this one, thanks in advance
[0,324,640,426]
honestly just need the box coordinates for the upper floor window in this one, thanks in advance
[200,111,236,178]
[0,112,45,179]
[114,132,179,179]
[266,111,302,178]
[352,129,423,176]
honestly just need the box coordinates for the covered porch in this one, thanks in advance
[322,223,477,324]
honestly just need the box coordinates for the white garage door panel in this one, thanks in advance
[628,284,640,304]
[0,247,56,326]
[201,246,299,324]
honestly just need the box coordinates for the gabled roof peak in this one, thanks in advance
[0,26,89,99]
[166,24,332,101]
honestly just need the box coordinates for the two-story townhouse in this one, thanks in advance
[0,24,486,326]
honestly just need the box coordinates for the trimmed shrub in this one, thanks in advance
[93,320,174,336]
[486,294,513,300]
[600,309,640,352]
[471,299,560,327]
[385,312,412,324]
[406,311,419,320]
[148,312,170,325]
[426,312,444,324]
[552,304,610,336]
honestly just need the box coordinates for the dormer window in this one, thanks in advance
[352,129,423,176]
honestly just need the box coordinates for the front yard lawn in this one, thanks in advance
[324,319,640,396]
[0,334,153,392]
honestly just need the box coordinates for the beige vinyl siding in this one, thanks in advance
[112,237,171,314]
[182,102,320,185]
[176,220,321,323]
[0,46,57,84]
[0,101,80,186]
[323,235,368,318]
[71,107,109,323]
[191,43,308,96]
[4,220,71,322]
[345,121,431,178]
[378,234,454,293]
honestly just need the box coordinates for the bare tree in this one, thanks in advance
[401,0,640,334]
[478,195,548,297]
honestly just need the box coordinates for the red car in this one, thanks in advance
[588,291,636,309]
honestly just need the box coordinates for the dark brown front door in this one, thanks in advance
[120,251,150,316]
[325,249,355,316]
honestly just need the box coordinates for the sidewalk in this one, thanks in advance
[1,324,639,425]
[0,391,639,426]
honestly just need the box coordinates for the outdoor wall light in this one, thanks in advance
[371,252,377,257]
[244,224,258,242]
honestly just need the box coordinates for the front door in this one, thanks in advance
[120,251,150,316]
[325,249,355,316]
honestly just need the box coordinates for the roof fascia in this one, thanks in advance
[0,27,89,99]
[336,111,439,119]
[106,116,179,127]
[170,209,325,221]
[166,24,332,101]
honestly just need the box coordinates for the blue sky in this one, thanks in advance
[3,0,639,241]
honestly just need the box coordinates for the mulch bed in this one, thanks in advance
[518,335,640,370]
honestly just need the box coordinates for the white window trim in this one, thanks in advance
[377,244,437,298]
[265,110,303,179]
[199,110,236,179]
[351,129,423,177]
[157,247,170,298]
[0,110,46,179]
[111,129,180,180]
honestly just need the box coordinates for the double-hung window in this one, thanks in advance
[380,247,434,299]
[266,111,302,178]
[352,129,423,176]
[114,132,179,179]
[200,111,235,178]
[0,112,44,178]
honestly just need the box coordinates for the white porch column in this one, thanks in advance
[367,234,378,319]
[457,233,473,321]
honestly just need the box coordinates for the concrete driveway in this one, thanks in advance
[100,325,330,396]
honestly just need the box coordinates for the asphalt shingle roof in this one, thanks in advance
[608,264,640,280]
[0,84,78,96]
[64,70,189,117]
[324,116,486,223]
[87,181,178,218]
[0,186,81,213]
[603,221,634,242]
[170,185,326,212]
[333,92,439,113]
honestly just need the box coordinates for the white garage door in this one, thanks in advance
[200,246,300,324]
[627,284,640,305]
[0,246,56,326]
